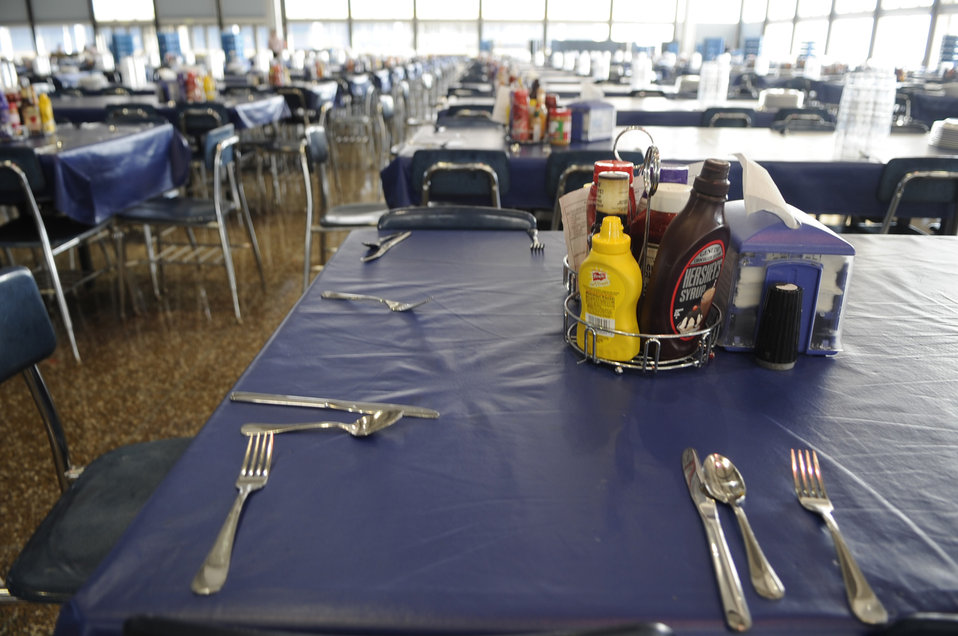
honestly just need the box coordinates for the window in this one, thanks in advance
[763,21,794,61]
[827,17,874,65]
[286,21,350,51]
[285,0,348,20]
[767,0,797,21]
[872,13,930,69]
[797,0,831,17]
[483,21,542,58]
[741,0,767,22]
[793,19,828,56]
[0,26,37,61]
[34,24,94,55]
[612,0,676,22]
[482,0,545,20]
[351,21,414,55]
[880,0,932,8]
[416,0,479,19]
[547,0,612,21]
[610,23,675,48]
[351,0,414,19]
[687,0,742,24]
[546,22,612,41]
[417,21,478,53]
[834,0,876,11]
[92,0,154,22]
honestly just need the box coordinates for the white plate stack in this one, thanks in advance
[929,118,958,149]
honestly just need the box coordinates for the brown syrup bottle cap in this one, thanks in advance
[693,158,731,198]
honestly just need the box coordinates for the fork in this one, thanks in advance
[362,232,401,250]
[321,290,431,312]
[191,433,274,595]
[527,228,544,252]
[790,449,888,625]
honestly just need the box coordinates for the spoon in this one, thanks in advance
[240,409,403,437]
[702,453,786,600]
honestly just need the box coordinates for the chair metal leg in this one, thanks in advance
[300,147,314,294]
[231,169,265,289]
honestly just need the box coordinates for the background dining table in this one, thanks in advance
[49,93,290,130]
[16,122,191,225]
[381,125,958,219]
[54,228,958,636]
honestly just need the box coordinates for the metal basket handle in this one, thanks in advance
[613,126,660,197]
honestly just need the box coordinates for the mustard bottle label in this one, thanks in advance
[669,240,725,337]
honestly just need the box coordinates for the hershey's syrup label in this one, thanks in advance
[669,240,725,337]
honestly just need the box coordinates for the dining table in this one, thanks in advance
[12,122,191,225]
[381,125,958,220]
[49,93,290,130]
[53,228,958,635]
[443,95,774,128]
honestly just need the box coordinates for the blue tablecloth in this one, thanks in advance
[382,126,953,220]
[55,231,958,636]
[31,123,191,225]
[50,95,289,130]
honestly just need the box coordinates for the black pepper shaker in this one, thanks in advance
[754,282,803,370]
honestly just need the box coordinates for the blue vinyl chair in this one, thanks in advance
[0,266,189,602]
[303,125,388,291]
[0,146,114,363]
[544,150,644,230]
[701,107,756,127]
[876,157,958,234]
[410,149,510,207]
[117,123,265,321]
[378,205,537,231]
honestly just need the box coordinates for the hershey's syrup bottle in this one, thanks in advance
[638,158,731,361]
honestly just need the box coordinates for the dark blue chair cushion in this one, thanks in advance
[0,266,56,383]
[7,437,191,602]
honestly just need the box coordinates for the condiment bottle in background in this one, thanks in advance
[586,160,636,239]
[577,214,642,362]
[38,93,56,134]
[629,164,691,292]
[639,158,731,361]
[510,87,531,142]
[19,82,41,135]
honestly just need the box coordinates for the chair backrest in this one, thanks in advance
[0,266,71,492]
[178,103,230,145]
[878,157,958,205]
[378,205,537,231]
[772,107,834,124]
[0,146,47,206]
[203,123,237,172]
[304,125,330,167]
[702,107,755,127]
[411,149,510,207]
[0,266,57,384]
[105,104,166,125]
[276,86,308,116]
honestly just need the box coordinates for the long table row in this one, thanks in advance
[381,125,956,221]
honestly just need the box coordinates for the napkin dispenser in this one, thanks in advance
[715,200,854,355]
[568,100,615,142]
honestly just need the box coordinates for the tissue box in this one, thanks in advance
[715,200,854,355]
[568,100,615,142]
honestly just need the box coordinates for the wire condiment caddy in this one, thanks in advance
[561,126,722,374]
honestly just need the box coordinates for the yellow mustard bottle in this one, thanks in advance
[576,214,642,362]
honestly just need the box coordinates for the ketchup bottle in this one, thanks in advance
[638,159,730,361]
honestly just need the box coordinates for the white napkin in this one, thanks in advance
[732,153,803,229]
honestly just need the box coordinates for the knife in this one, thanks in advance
[682,447,752,632]
[230,390,439,419]
[361,231,411,263]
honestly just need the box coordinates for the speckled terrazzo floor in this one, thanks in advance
[0,160,382,634]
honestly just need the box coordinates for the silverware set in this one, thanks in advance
[527,227,544,252]
[361,230,411,262]
[191,394,438,595]
[684,447,888,631]
[322,290,431,312]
